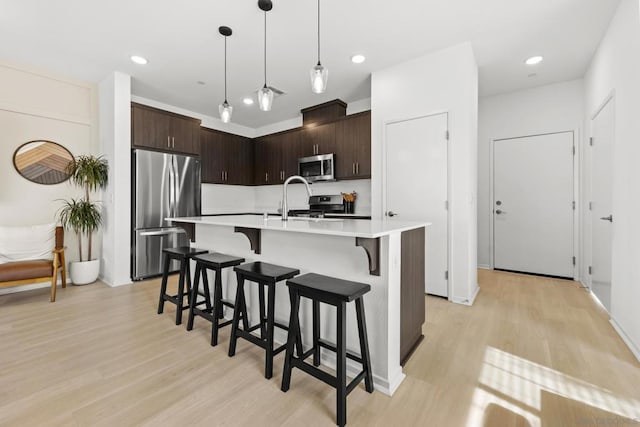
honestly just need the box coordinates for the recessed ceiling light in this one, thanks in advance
[525,56,543,66]
[197,81,206,85]
[130,55,148,65]
[243,97,254,105]
[351,54,366,64]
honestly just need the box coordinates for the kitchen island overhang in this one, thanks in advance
[168,215,429,396]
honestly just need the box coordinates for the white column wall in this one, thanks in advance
[371,43,479,305]
[99,72,132,287]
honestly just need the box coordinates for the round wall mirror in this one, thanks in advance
[13,140,74,185]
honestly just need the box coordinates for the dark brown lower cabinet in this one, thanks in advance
[400,227,426,365]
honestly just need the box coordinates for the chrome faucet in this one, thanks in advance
[281,175,312,221]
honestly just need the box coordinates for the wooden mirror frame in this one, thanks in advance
[13,140,75,185]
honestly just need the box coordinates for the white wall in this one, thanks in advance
[477,80,585,268]
[371,43,479,305]
[0,61,98,292]
[99,72,132,287]
[583,0,640,360]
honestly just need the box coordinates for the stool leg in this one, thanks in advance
[281,289,301,392]
[228,273,245,357]
[185,260,192,307]
[336,302,347,427]
[258,283,267,339]
[203,268,213,313]
[356,297,374,393]
[186,263,202,331]
[312,300,321,366]
[212,268,220,318]
[211,268,223,346]
[157,253,171,314]
[175,258,187,325]
[265,282,276,379]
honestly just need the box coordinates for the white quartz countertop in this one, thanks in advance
[168,215,429,238]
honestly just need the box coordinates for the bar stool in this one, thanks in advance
[157,246,208,325]
[186,252,245,346]
[228,261,300,379]
[281,273,374,427]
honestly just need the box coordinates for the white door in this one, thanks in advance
[493,132,574,278]
[385,113,448,297]
[591,99,614,311]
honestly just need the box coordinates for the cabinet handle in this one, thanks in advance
[225,171,228,181]
[352,163,355,174]
[167,136,170,148]
[172,137,175,148]
[356,163,359,175]
[221,171,224,181]
[265,172,268,182]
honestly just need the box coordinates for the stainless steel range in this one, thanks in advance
[288,194,345,217]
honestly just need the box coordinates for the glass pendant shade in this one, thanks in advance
[258,86,274,111]
[219,101,232,123]
[310,63,328,94]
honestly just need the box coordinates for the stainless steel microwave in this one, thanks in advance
[298,153,335,182]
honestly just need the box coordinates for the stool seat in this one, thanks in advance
[163,246,208,258]
[287,273,371,302]
[233,262,299,283]
[194,252,245,269]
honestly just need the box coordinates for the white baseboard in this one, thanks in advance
[0,279,66,296]
[610,317,640,363]
[477,264,491,270]
[451,285,480,306]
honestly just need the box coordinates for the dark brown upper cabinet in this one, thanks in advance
[335,111,371,180]
[300,121,337,157]
[201,128,253,185]
[301,99,347,126]
[131,103,201,155]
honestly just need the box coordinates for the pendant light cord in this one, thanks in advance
[224,36,228,102]
[317,0,321,65]
[264,11,267,88]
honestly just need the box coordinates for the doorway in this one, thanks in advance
[590,96,614,311]
[384,112,449,297]
[492,132,575,278]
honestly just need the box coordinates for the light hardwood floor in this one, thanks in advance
[1,270,639,426]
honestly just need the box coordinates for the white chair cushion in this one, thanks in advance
[0,223,56,264]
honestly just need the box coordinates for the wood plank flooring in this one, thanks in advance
[1,269,639,426]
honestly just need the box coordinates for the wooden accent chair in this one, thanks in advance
[0,226,66,302]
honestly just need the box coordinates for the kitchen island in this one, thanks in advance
[168,215,429,396]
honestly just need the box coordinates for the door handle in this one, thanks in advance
[386,211,397,217]
[140,228,187,237]
[600,215,613,222]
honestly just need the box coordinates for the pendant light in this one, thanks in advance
[218,26,233,123]
[310,0,328,94]
[258,0,274,111]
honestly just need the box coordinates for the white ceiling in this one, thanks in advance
[0,0,620,128]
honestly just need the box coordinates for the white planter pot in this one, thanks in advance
[69,259,100,285]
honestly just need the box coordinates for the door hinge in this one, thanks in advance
[588,266,592,275]
[572,256,576,266]
[589,201,593,211]
[445,271,449,280]
[590,137,594,146]
[572,145,576,155]
[572,201,576,210]
[445,130,450,141]
[445,200,449,210]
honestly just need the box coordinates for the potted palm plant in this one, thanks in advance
[58,155,108,285]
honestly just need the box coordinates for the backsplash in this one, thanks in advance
[254,179,371,215]
[202,179,371,215]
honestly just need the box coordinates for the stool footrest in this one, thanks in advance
[234,329,287,355]
[163,295,191,310]
[221,299,235,309]
[346,371,367,395]
[291,358,337,388]
[317,338,364,364]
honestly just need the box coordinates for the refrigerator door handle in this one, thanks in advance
[169,155,176,219]
[139,228,187,237]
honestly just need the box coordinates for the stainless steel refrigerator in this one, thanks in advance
[132,149,201,280]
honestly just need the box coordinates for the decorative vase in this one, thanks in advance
[69,259,100,285]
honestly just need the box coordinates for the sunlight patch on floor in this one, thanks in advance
[465,346,640,427]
